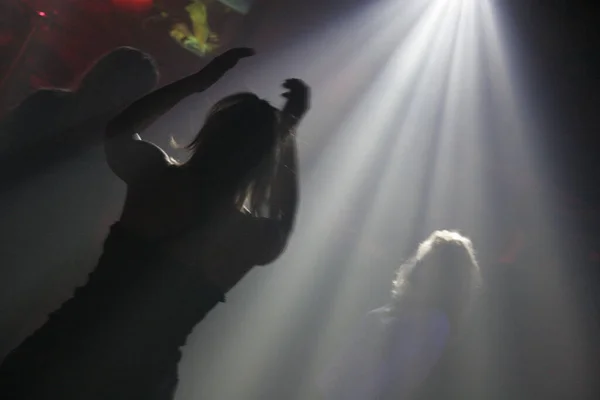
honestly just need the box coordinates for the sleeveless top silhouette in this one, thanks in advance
[0,200,275,399]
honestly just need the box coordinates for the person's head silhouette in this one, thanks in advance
[392,230,481,323]
[76,47,159,119]
[184,92,281,211]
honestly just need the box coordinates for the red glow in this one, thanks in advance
[37,11,46,17]
[112,0,154,12]
[0,33,12,46]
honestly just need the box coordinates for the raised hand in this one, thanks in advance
[281,78,310,119]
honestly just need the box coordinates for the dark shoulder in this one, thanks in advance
[17,89,74,119]
[1,89,72,133]
[22,88,72,105]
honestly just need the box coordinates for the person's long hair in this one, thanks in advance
[391,230,481,327]
[183,92,282,215]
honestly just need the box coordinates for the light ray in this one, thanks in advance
[176,1,594,399]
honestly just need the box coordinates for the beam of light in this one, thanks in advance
[176,1,487,399]
[173,1,596,399]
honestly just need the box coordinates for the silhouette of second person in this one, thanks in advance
[319,231,481,400]
[0,48,308,400]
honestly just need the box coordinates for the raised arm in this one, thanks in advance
[272,79,309,233]
[104,47,255,183]
[252,79,309,265]
[279,79,310,140]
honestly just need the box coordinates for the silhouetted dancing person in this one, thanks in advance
[0,47,158,188]
[0,47,158,157]
[319,231,481,400]
[0,47,309,400]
